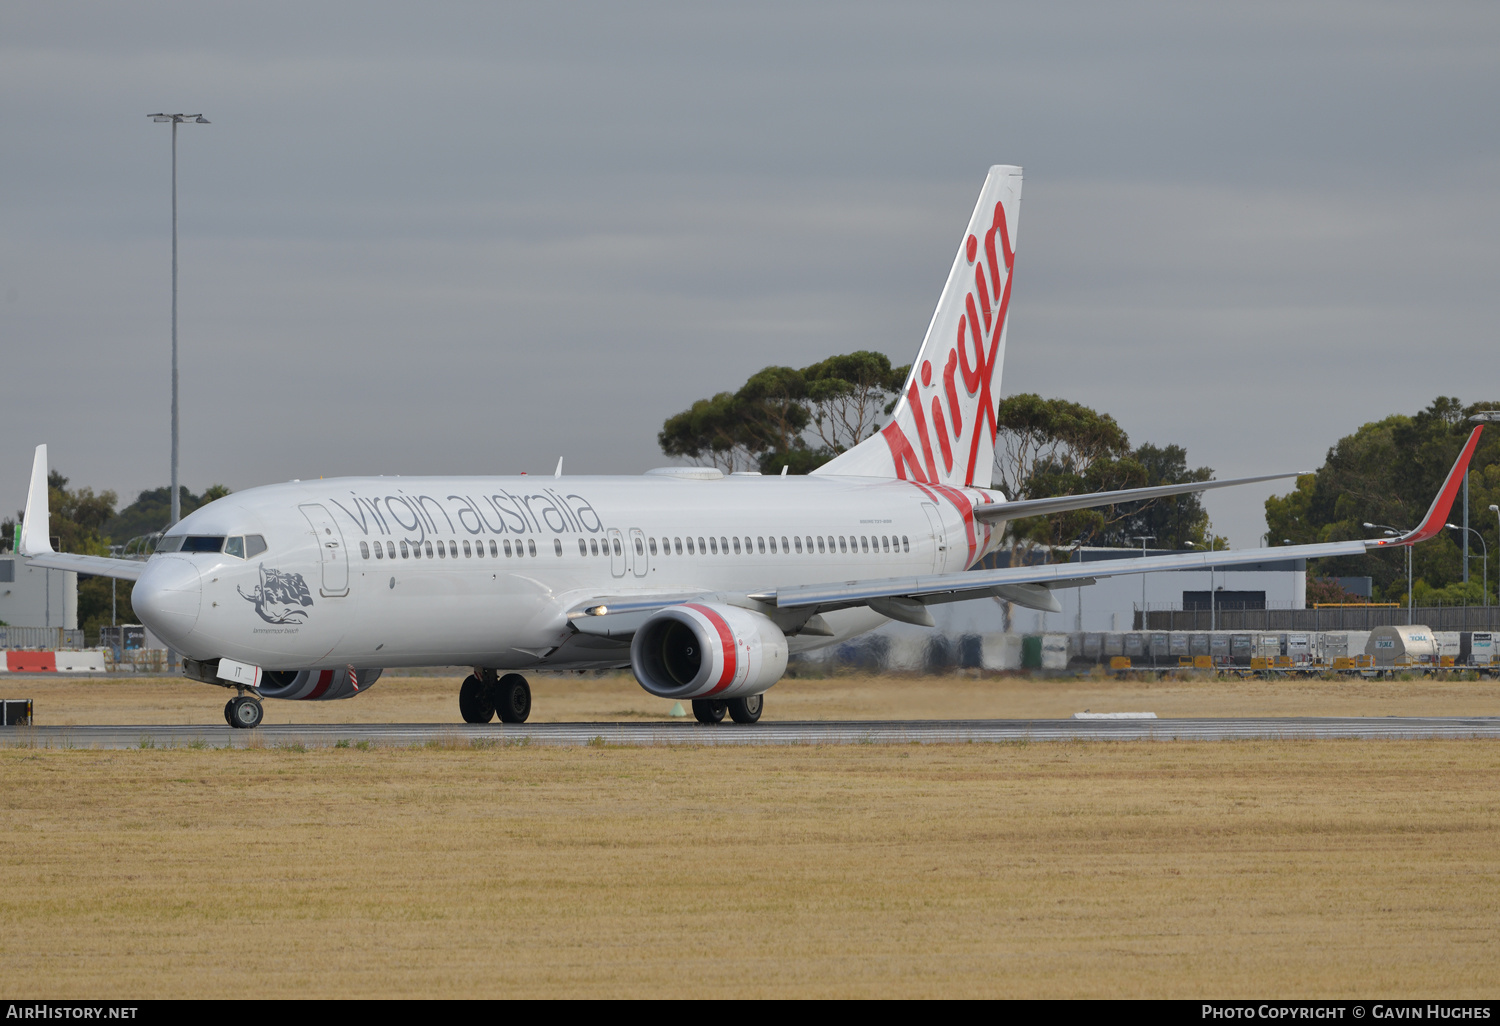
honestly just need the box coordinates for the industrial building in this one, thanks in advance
[0,554,76,630]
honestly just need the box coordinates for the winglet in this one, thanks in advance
[19,444,53,556]
[1374,424,1484,548]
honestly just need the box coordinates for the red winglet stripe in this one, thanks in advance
[1385,425,1484,546]
[685,603,737,695]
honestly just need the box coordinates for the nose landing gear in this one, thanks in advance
[460,670,531,724]
[225,695,264,729]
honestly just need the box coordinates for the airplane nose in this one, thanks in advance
[132,556,202,648]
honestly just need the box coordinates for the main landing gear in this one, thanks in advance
[692,694,763,725]
[460,670,532,724]
[224,695,264,729]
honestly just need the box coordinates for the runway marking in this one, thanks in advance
[4,717,1500,749]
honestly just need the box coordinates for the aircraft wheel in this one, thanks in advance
[459,674,495,724]
[494,673,531,724]
[228,696,264,729]
[727,694,763,724]
[224,699,237,726]
[692,699,726,724]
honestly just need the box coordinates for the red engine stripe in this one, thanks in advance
[305,669,334,700]
[684,603,737,695]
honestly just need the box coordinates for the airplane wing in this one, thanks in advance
[16,444,147,581]
[974,472,1300,523]
[753,424,1485,624]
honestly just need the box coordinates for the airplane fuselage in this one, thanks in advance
[133,471,1003,672]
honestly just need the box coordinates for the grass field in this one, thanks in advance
[2,740,1498,998]
[3,673,1498,998]
[6,669,1500,725]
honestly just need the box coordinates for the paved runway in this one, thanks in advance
[3,716,1500,748]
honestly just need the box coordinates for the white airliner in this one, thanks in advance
[16,166,1484,728]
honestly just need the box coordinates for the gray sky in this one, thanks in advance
[4,1,1499,547]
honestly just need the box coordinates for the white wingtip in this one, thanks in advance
[19,444,52,555]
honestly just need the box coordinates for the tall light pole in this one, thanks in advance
[148,113,209,527]
[1446,524,1488,608]
[1133,535,1155,629]
[1185,537,1217,630]
[1365,522,1411,624]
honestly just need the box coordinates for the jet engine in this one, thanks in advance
[630,603,787,700]
[258,668,383,701]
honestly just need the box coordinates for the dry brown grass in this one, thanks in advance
[2,741,1498,998]
[7,670,1500,725]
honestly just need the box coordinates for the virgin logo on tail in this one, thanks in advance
[814,165,1021,491]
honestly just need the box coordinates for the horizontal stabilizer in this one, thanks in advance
[976,472,1300,524]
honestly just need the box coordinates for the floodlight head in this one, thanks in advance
[1447,524,1461,531]
[194,116,210,124]
[150,115,172,122]
[1492,505,1500,513]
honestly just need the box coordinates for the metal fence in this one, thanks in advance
[0,626,85,650]
[1141,605,1500,632]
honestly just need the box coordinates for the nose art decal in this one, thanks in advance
[238,564,315,624]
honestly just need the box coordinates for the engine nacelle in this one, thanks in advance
[630,603,788,700]
[259,668,383,701]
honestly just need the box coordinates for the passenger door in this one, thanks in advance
[921,502,947,574]
[299,503,349,597]
[608,528,626,578]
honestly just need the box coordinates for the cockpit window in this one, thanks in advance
[224,537,245,559]
[180,536,226,553]
[246,535,267,558]
[155,535,185,553]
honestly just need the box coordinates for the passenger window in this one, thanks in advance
[720,536,728,553]
[359,541,369,559]
[674,537,682,555]
[246,535,267,558]
[902,535,910,552]
[590,538,599,556]
[476,539,485,558]
[387,542,396,559]
[437,542,446,559]
[744,537,752,553]
[401,540,410,558]
[733,537,742,554]
[463,540,472,557]
[697,537,706,554]
[794,536,802,553]
[449,541,458,558]
[489,540,498,557]
[226,536,246,559]
[686,537,695,554]
[861,536,869,553]
[504,540,513,556]
[612,538,622,556]
[757,537,765,554]
[838,537,847,553]
[578,538,588,556]
[768,537,777,554]
[781,536,789,553]
[817,536,825,553]
[635,538,644,555]
[528,539,537,557]
[554,538,563,556]
[648,538,657,555]
[709,537,718,554]
[422,542,432,558]
[374,542,384,560]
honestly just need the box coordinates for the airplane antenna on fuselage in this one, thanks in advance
[554,457,564,478]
